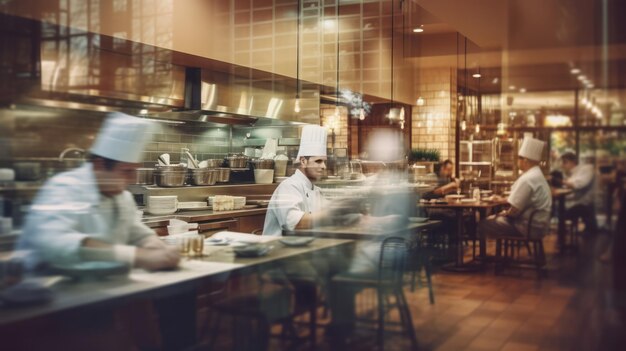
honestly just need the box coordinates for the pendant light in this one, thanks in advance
[475,64,480,134]
[294,0,302,113]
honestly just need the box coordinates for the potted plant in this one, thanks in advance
[408,148,440,173]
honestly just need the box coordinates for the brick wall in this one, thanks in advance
[411,67,457,163]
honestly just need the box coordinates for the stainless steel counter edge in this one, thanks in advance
[142,207,268,227]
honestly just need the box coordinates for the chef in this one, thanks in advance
[478,137,552,241]
[560,151,598,235]
[18,112,180,271]
[262,125,331,236]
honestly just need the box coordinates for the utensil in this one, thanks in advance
[155,170,187,187]
[187,168,217,186]
[226,155,248,168]
[203,159,223,168]
[216,168,231,182]
[133,168,155,185]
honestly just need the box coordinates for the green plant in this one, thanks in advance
[409,148,440,163]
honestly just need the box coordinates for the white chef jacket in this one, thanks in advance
[507,165,552,237]
[262,169,326,236]
[18,163,155,269]
[565,163,596,209]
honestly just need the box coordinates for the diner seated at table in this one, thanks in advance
[560,151,599,235]
[478,137,552,242]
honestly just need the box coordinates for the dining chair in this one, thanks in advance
[330,236,419,351]
[494,209,548,279]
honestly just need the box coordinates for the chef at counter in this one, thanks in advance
[17,112,180,271]
[262,125,332,236]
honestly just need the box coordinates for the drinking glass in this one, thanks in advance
[180,238,191,256]
[192,236,204,257]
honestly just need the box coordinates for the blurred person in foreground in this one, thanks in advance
[478,137,552,243]
[560,151,599,235]
[18,112,180,271]
[327,129,416,346]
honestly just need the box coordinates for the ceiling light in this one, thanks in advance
[586,84,595,89]
[413,26,424,33]
[492,77,499,84]
[519,88,527,93]
[570,68,581,74]
[577,75,586,81]
[472,73,481,78]
[508,85,516,90]
[416,96,425,106]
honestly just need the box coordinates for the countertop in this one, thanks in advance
[141,207,268,227]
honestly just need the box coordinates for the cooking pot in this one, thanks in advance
[188,168,218,186]
[226,155,248,168]
[133,168,154,185]
[216,168,231,183]
[203,159,223,168]
[252,159,274,170]
[155,170,186,187]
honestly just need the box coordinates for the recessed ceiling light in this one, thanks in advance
[413,26,424,33]
[577,75,586,81]
[519,88,527,93]
[570,68,581,74]
[472,73,481,78]
[509,85,516,90]
[492,77,499,84]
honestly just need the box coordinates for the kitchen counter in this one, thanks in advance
[141,207,268,228]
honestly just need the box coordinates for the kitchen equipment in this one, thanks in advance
[188,168,218,186]
[216,168,231,182]
[177,202,209,210]
[254,169,274,184]
[156,164,187,172]
[274,155,288,177]
[158,153,170,166]
[0,168,15,182]
[133,168,155,185]
[252,159,274,170]
[226,155,249,168]
[13,162,41,181]
[203,159,223,168]
[155,170,187,187]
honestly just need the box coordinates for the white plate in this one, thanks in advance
[178,206,212,211]
[178,201,209,209]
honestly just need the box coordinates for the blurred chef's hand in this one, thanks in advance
[135,246,180,271]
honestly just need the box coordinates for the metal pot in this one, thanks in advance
[226,155,248,168]
[133,168,155,185]
[155,170,187,187]
[156,164,187,172]
[216,168,231,183]
[188,168,218,186]
[203,159,223,168]
[252,159,274,170]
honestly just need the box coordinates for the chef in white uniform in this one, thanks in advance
[18,112,180,271]
[262,125,331,236]
[478,137,552,240]
[561,151,598,234]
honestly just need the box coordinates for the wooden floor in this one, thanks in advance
[266,229,625,351]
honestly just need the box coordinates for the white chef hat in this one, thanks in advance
[296,125,327,160]
[518,137,545,161]
[90,112,155,163]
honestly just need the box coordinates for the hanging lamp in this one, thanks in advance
[333,0,340,120]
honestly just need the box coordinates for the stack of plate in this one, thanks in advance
[147,195,178,215]
[177,201,211,211]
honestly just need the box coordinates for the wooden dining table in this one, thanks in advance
[551,187,574,253]
[420,199,509,272]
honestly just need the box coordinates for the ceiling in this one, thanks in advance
[407,0,626,94]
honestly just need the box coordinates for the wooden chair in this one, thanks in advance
[331,237,419,351]
[494,210,548,279]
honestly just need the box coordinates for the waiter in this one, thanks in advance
[19,112,180,270]
[561,151,598,235]
[262,125,331,236]
[479,137,552,242]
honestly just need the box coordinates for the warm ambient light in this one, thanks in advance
[416,96,425,106]
[519,88,527,93]
[472,73,481,78]
[294,97,301,113]
[359,108,365,120]
[413,26,424,33]
[570,68,581,74]
[509,85,516,90]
